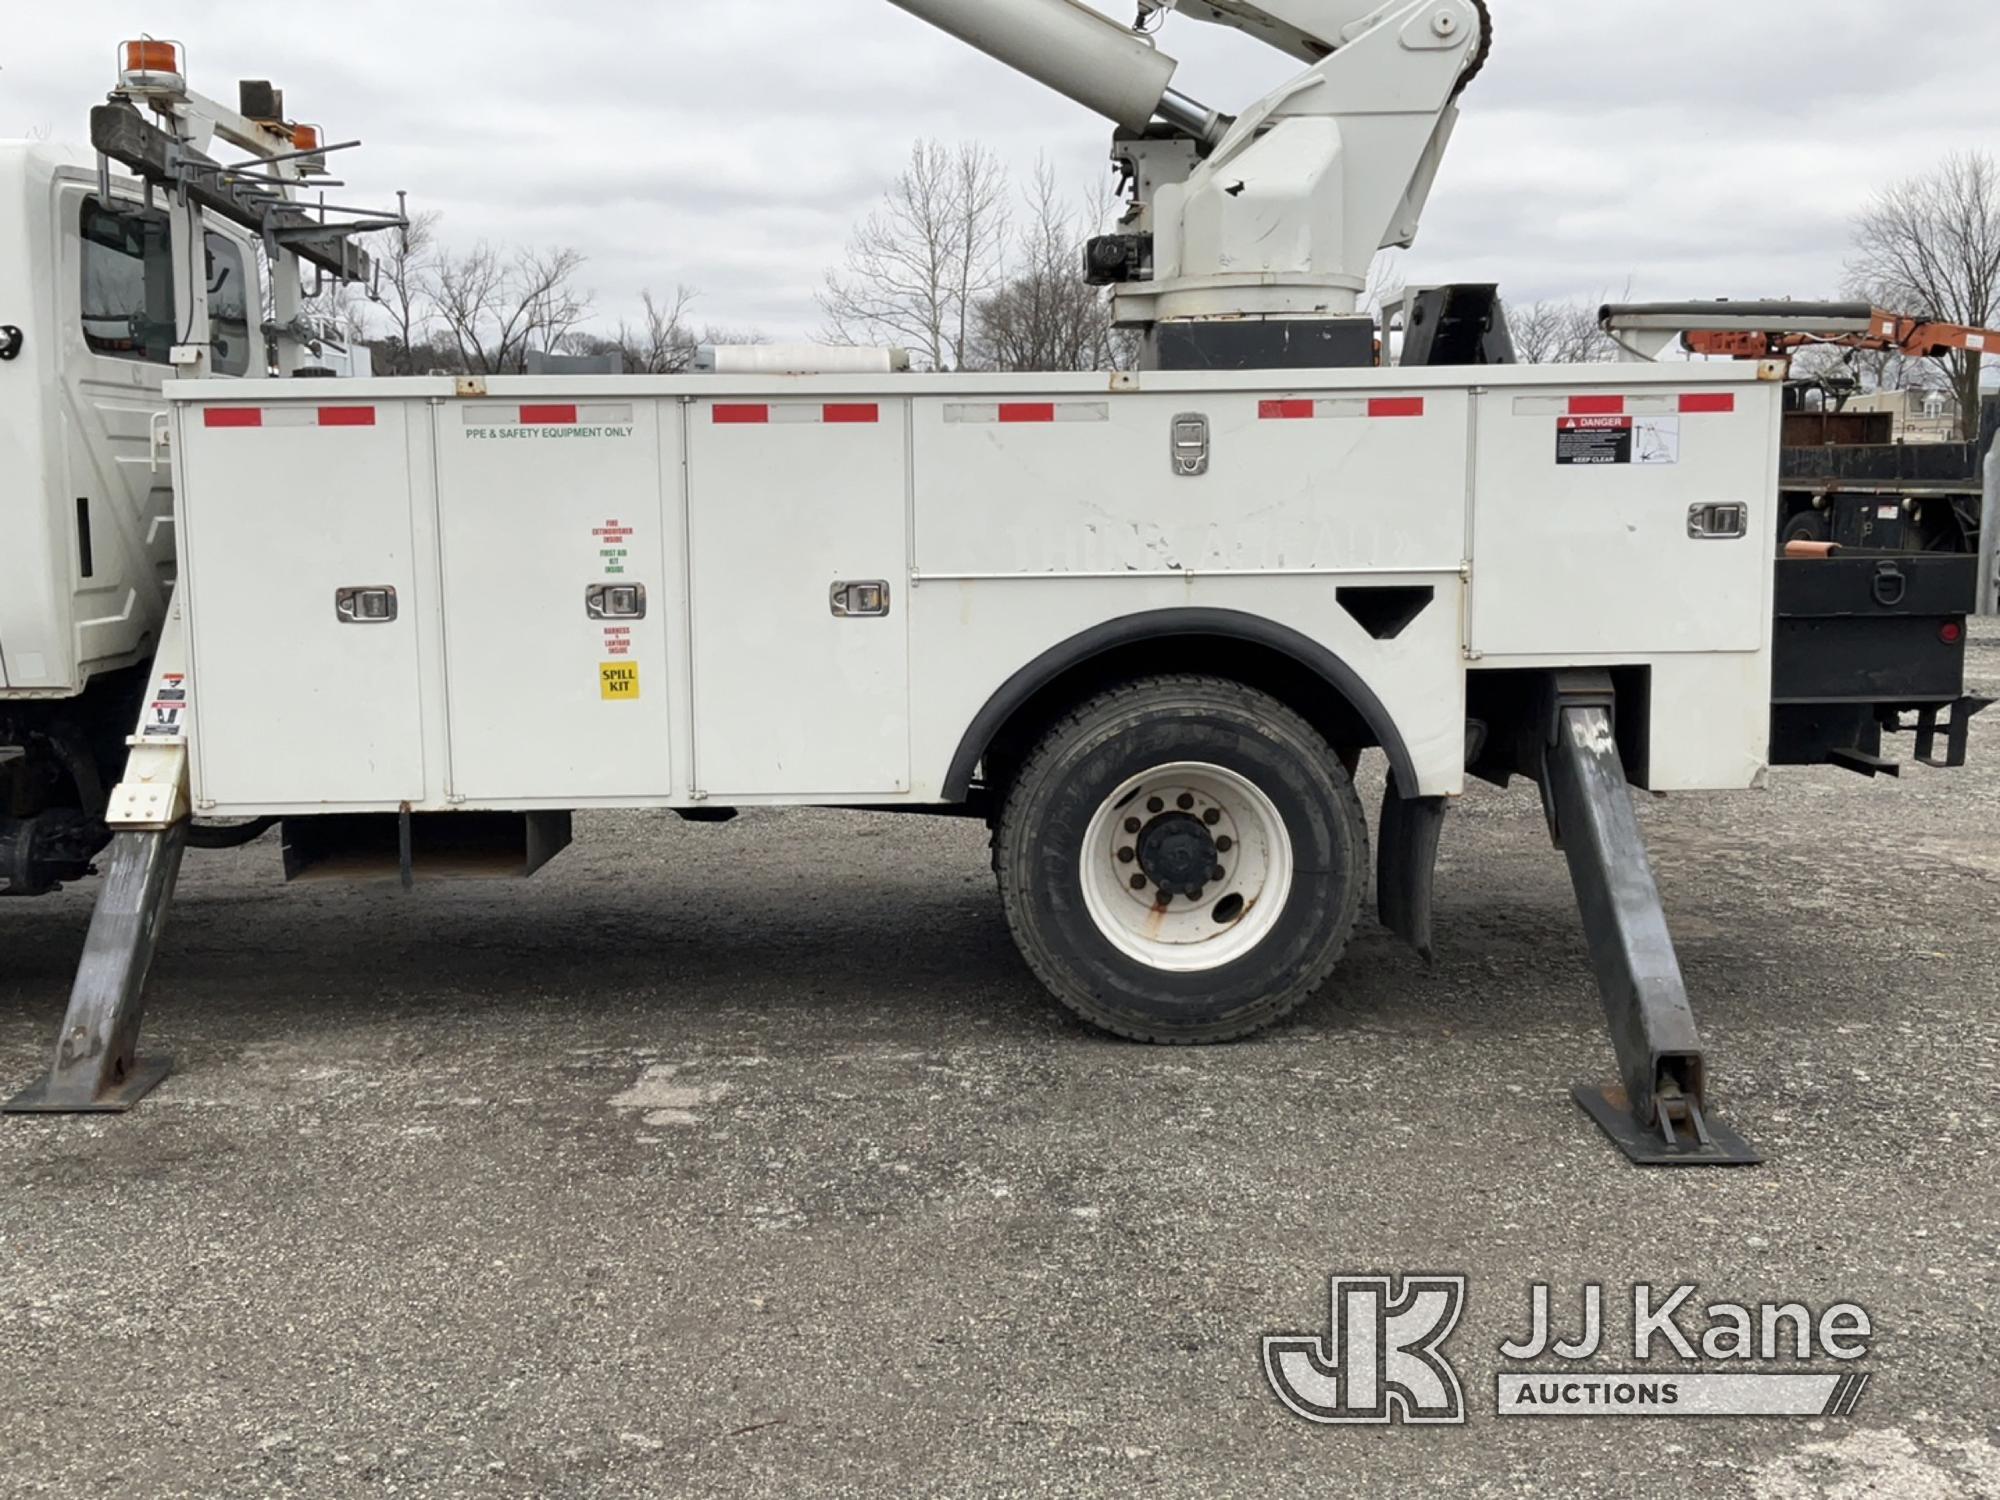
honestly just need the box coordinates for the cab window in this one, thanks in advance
[205,231,251,377]
[80,197,175,364]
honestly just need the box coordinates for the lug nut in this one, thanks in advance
[1203,808,1221,826]
[1124,817,1142,835]
[1146,797,1164,814]
[1177,793,1195,811]
[1216,836,1234,853]
[1118,847,1136,864]
[1211,864,1226,881]
[1189,887,1205,902]
[1130,873,1148,890]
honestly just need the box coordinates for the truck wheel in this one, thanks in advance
[995,675,1368,1043]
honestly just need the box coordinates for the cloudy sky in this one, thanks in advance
[8,2,2000,341]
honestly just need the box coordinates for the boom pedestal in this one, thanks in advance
[5,824,187,1113]
[1539,676,1760,1166]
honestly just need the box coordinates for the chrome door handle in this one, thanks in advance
[586,583,648,620]
[830,581,891,618]
[1687,503,1748,540]
[335,586,398,624]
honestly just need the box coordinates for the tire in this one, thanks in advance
[994,674,1369,1043]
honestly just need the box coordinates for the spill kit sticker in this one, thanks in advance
[143,672,190,739]
[600,661,640,701]
[1557,416,1681,466]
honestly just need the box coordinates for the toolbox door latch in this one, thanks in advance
[335,586,398,624]
[1686,503,1748,540]
[830,581,891,618]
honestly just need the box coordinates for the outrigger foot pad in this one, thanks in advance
[1573,1083,1760,1167]
[6,1057,173,1115]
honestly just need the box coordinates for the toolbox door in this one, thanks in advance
[1469,386,1777,656]
[179,398,425,807]
[435,399,675,801]
[686,397,911,796]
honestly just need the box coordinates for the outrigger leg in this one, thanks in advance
[1538,672,1761,1166]
[5,826,187,1112]
[6,606,193,1115]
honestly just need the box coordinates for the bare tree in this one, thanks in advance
[614,285,700,373]
[819,140,1009,370]
[584,285,765,373]
[519,247,593,356]
[367,209,439,375]
[427,243,591,375]
[972,161,1127,372]
[1848,150,2000,438]
[427,244,506,372]
[1507,296,1616,364]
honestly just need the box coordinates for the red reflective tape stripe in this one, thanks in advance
[998,403,1056,423]
[712,404,769,424]
[317,406,375,427]
[1369,397,1425,418]
[520,404,578,425]
[1569,395,1625,415]
[1260,399,1315,420]
[822,403,879,424]
[1680,392,1736,414]
[204,407,262,428]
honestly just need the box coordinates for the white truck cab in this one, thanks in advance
[0,141,263,892]
[1,41,385,900]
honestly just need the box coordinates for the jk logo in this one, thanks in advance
[1264,1275,1467,1425]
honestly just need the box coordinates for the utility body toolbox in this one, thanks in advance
[162,366,1786,819]
[1771,552,1985,775]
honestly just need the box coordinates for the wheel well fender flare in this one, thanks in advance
[941,607,1421,800]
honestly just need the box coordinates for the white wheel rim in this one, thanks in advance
[1077,761,1295,974]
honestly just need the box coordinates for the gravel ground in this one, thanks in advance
[2,627,1997,1499]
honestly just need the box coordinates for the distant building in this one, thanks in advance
[1846,387,1959,443]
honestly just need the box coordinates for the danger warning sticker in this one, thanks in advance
[1557,415,1681,466]
[143,671,190,739]
[600,662,640,701]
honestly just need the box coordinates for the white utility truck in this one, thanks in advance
[6,4,1985,1167]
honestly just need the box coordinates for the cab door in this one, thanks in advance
[57,181,260,680]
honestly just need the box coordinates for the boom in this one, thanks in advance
[885,0,1491,369]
